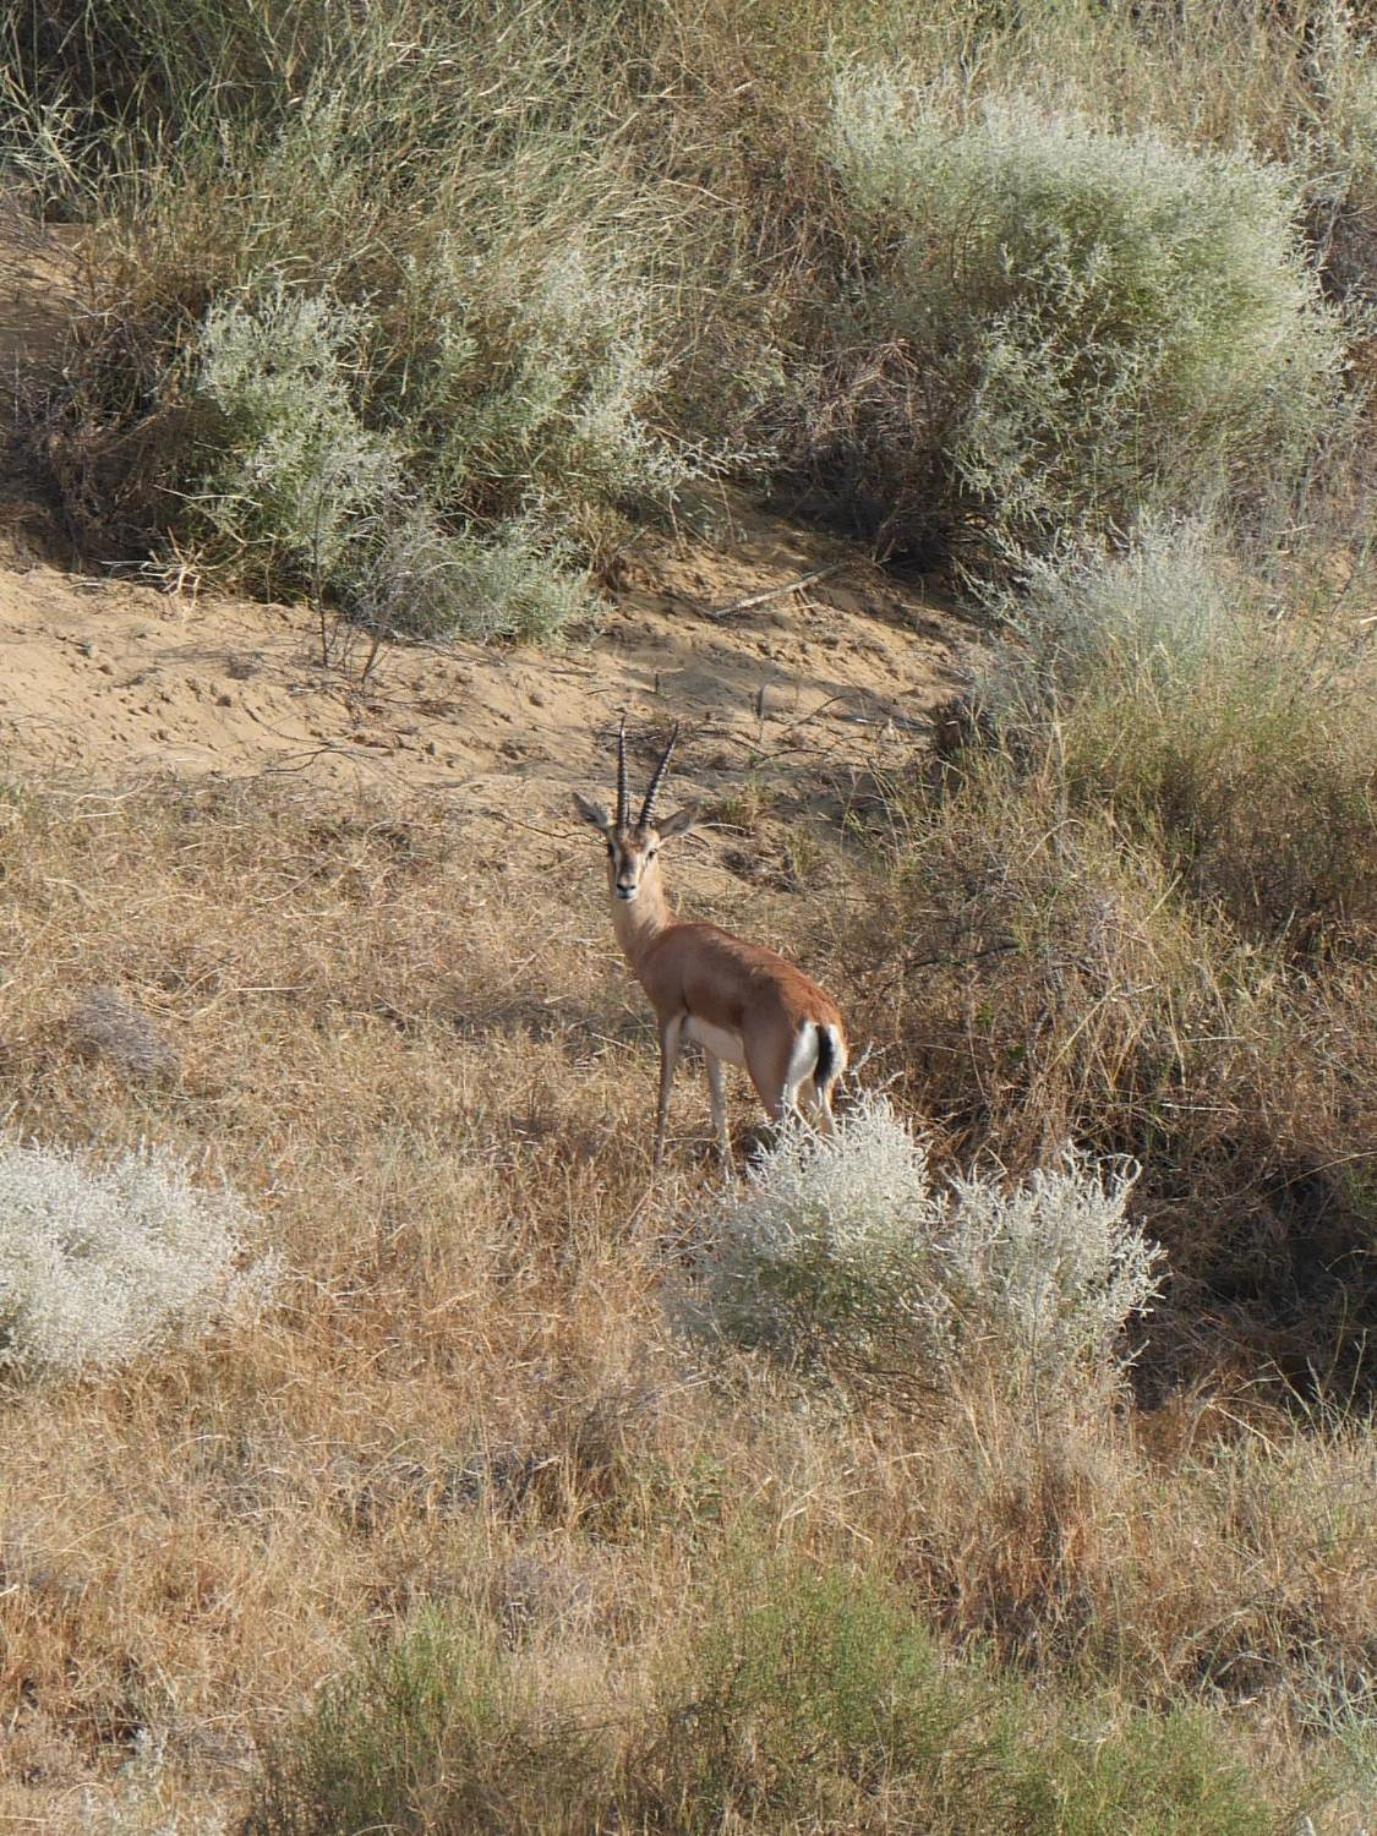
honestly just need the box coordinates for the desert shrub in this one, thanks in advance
[192,286,402,595]
[352,510,604,644]
[17,5,1374,598]
[247,1610,599,1836]
[406,245,703,540]
[648,1557,1285,1835]
[810,81,1348,570]
[177,260,650,621]
[848,735,1377,1388]
[250,1557,1284,1835]
[980,517,1233,718]
[0,1142,274,1378]
[12,2,736,614]
[678,1096,1161,1402]
[976,520,1377,952]
[636,1562,989,1831]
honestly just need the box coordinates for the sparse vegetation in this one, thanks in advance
[2,0,1377,1830]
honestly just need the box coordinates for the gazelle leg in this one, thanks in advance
[745,1038,789,1128]
[704,1050,731,1167]
[653,1013,684,1168]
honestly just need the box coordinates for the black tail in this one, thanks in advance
[814,1023,841,1093]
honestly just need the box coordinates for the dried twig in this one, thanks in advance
[703,562,845,621]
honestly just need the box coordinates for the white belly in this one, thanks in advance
[685,1015,746,1067]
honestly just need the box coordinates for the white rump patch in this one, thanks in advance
[685,1016,746,1067]
[782,1025,818,1107]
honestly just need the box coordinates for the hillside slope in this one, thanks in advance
[0,215,973,825]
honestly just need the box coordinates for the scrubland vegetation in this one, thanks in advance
[5,0,1377,1828]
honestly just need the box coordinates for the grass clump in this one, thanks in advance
[249,1553,1285,1835]
[983,519,1377,952]
[0,1142,273,1379]
[679,1096,1161,1403]
[810,82,1348,570]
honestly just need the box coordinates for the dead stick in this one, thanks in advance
[704,562,845,621]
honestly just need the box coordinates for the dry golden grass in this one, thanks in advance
[0,776,842,1824]
[0,776,1371,1830]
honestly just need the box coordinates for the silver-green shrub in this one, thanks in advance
[195,286,402,592]
[352,509,605,644]
[0,1143,276,1379]
[977,516,1238,729]
[680,1097,1161,1399]
[824,80,1348,572]
[192,263,668,634]
[416,246,702,526]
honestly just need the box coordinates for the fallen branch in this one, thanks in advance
[704,562,845,621]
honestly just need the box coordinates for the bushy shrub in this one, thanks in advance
[645,1557,1276,1836]
[352,509,605,644]
[815,81,1348,570]
[678,1096,1161,1400]
[976,519,1377,952]
[250,1557,1282,1835]
[411,246,703,536]
[0,1142,275,1378]
[186,267,637,632]
[247,1610,596,1836]
[193,286,402,594]
[981,517,1233,719]
[15,6,731,624]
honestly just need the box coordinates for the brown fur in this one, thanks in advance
[574,788,848,1165]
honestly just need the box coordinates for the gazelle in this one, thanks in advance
[573,720,849,1166]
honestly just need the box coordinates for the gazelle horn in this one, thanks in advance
[616,715,629,831]
[639,723,679,829]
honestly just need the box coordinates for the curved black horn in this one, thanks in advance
[639,723,679,829]
[616,715,629,830]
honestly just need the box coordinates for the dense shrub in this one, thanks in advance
[848,730,1377,1387]
[10,1,741,619]
[810,83,1348,570]
[249,1558,1283,1835]
[678,1097,1161,1402]
[351,509,604,644]
[11,5,1371,600]
[193,286,402,595]
[0,1143,274,1377]
[976,520,1377,953]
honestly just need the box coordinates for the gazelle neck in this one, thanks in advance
[611,871,674,969]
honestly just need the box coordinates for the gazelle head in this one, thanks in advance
[573,719,698,904]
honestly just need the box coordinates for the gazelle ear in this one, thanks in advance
[656,803,699,840]
[572,792,614,834]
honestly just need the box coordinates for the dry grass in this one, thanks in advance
[4,2,1377,1826]
[846,745,1377,1388]
[0,778,1369,1829]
